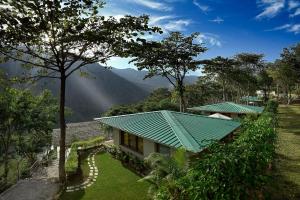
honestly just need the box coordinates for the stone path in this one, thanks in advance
[66,151,99,192]
[0,179,59,200]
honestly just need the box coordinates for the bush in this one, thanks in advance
[65,136,104,175]
[265,100,279,114]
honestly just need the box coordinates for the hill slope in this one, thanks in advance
[1,62,198,122]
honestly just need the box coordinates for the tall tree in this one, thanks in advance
[269,61,297,104]
[203,56,237,101]
[257,68,273,102]
[131,32,207,112]
[280,43,300,82]
[235,53,264,96]
[0,0,160,182]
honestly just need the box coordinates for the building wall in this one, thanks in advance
[143,139,156,158]
[111,128,156,159]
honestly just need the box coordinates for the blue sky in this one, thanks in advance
[103,0,300,75]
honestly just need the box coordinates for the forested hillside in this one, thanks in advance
[1,62,197,122]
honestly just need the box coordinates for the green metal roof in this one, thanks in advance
[188,102,264,114]
[240,96,262,102]
[95,110,240,153]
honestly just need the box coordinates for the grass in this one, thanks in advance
[267,104,300,199]
[60,152,150,200]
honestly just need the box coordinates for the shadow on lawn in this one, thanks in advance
[60,189,85,200]
[266,157,300,200]
[266,105,300,200]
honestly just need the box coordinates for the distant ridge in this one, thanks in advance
[0,62,198,122]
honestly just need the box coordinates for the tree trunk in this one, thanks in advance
[179,94,185,112]
[222,83,226,102]
[178,83,185,112]
[59,74,67,184]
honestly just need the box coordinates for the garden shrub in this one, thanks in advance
[265,100,279,114]
[65,136,104,175]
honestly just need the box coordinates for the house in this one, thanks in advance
[187,102,264,118]
[240,96,263,106]
[95,110,240,159]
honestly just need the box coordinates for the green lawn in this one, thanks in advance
[60,152,150,200]
[267,104,300,199]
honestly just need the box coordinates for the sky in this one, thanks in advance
[102,0,300,75]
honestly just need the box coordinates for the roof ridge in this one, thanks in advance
[94,110,162,120]
[227,102,260,112]
[169,110,236,122]
[161,111,200,152]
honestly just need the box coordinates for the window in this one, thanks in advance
[121,132,129,146]
[137,137,143,154]
[155,143,170,155]
[120,131,144,155]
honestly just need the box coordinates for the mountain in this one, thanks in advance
[1,62,198,122]
[111,67,198,92]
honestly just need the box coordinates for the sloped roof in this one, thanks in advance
[209,113,232,120]
[188,102,264,114]
[95,110,240,153]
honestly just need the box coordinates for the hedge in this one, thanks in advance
[65,136,104,175]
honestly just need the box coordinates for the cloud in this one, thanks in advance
[288,24,300,33]
[164,19,192,31]
[288,0,300,10]
[149,15,175,25]
[290,8,300,17]
[149,15,192,32]
[255,0,285,19]
[268,23,300,34]
[197,33,222,47]
[130,0,172,11]
[209,16,224,24]
[193,0,211,12]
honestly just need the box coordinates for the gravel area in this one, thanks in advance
[52,121,106,146]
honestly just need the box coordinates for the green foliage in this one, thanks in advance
[265,100,279,114]
[104,88,179,116]
[140,149,188,198]
[0,88,57,185]
[65,136,104,175]
[149,110,277,200]
[131,32,207,112]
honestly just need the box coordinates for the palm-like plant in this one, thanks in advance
[139,148,188,199]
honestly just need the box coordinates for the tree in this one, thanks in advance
[257,68,273,102]
[280,43,300,82]
[131,32,207,112]
[269,61,297,104]
[0,0,160,183]
[0,88,57,184]
[235,53,264,96]
[203,56,237,101]
[185,77,222,106]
